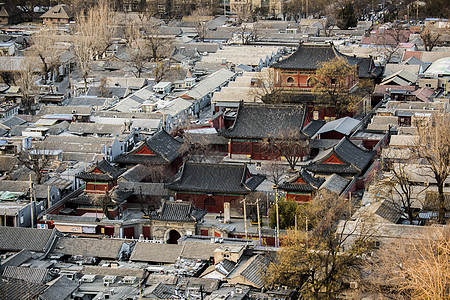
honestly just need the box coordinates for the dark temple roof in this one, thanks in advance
[305,137,376,175]
[220,103,307,139]
[273,43,357,70]
[278,169,325,192]
[272,43,379,78]
[76,159,124,181]
[114,129,183,165]
[166,162,265,194]
[150,201,206,222]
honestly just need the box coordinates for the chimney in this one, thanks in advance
[124,120,132,132]
[224,202,231,224]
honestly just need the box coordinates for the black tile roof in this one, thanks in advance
[114,129,183,165]
[178,277,221,294]
[305,137,376,175]
[0,250,33,273]
[319,174,350,195]
[236,255,270,289]
[278,169,325,192]
[272,43,379,78]
[375,200,404,223]
[150,201,207,222]
[2,266,49,284]
[0,227,55,253]
[166,162,265,194]
[273,44,358,70]
[68,192,128,207]
[220,103,307,139]
[150,282,176,299]
[38,275,79,300]
[0,276,46,300]
[302,120,326,138]
[76,159,124,181]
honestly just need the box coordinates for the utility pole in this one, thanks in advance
[29,174,34,228]
[47,185,51,209]
[275,186,280,247]
[256,199,261,246]
[242,197,248,239]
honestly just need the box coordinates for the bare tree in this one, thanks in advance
[16,141,53,184]
[28,26,65,83]
[375,24,410,64]
[188,7,213,42]
[377,160,427,224]
[312,57,359,117]
[73,0,117,91]
[145,18,173,63]
[370,226,450,300]
[238,22,263,45]
[413,113,450,224]
[263,160,287,187]
[266,129,309,171]
[248,68,284,103]
[17,57,38,115]
[420,24,442,52]
[265,196,374,299]
[124,18,152,78]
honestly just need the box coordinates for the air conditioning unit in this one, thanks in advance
[103,276,116,285]
[122,276,137,285]
[80,275,96,283]
[350,281,358,289]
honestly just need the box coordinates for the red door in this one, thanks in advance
[142,226,151,239]
[123,227,135,239]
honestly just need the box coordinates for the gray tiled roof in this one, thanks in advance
[166,162,265,194]
[76,159,124,181]
[129,243,182,263]
[0,227,55,253]
[150,201,206,222]
[38,275,79,300]
[305,137,375,175]
[115,129,183,165]
[239,255,269,288]
[2,266,49,284]
[375,200,404,223]
[178,277,220,293]
[0,276,46,300]
[273,44,359,70]
[86,86,129,99]
[148,282,176,299]
[221,103,307,139]
[227,254,269,289]
[319,174,350,195]
[1,116,26,128]
[315,117,360,137]
[52,237,125,259]
[0,250,33,273]
[302,120,325,138]
[278,169,325,192]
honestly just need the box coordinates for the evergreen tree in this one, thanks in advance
[337,2,357,30]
